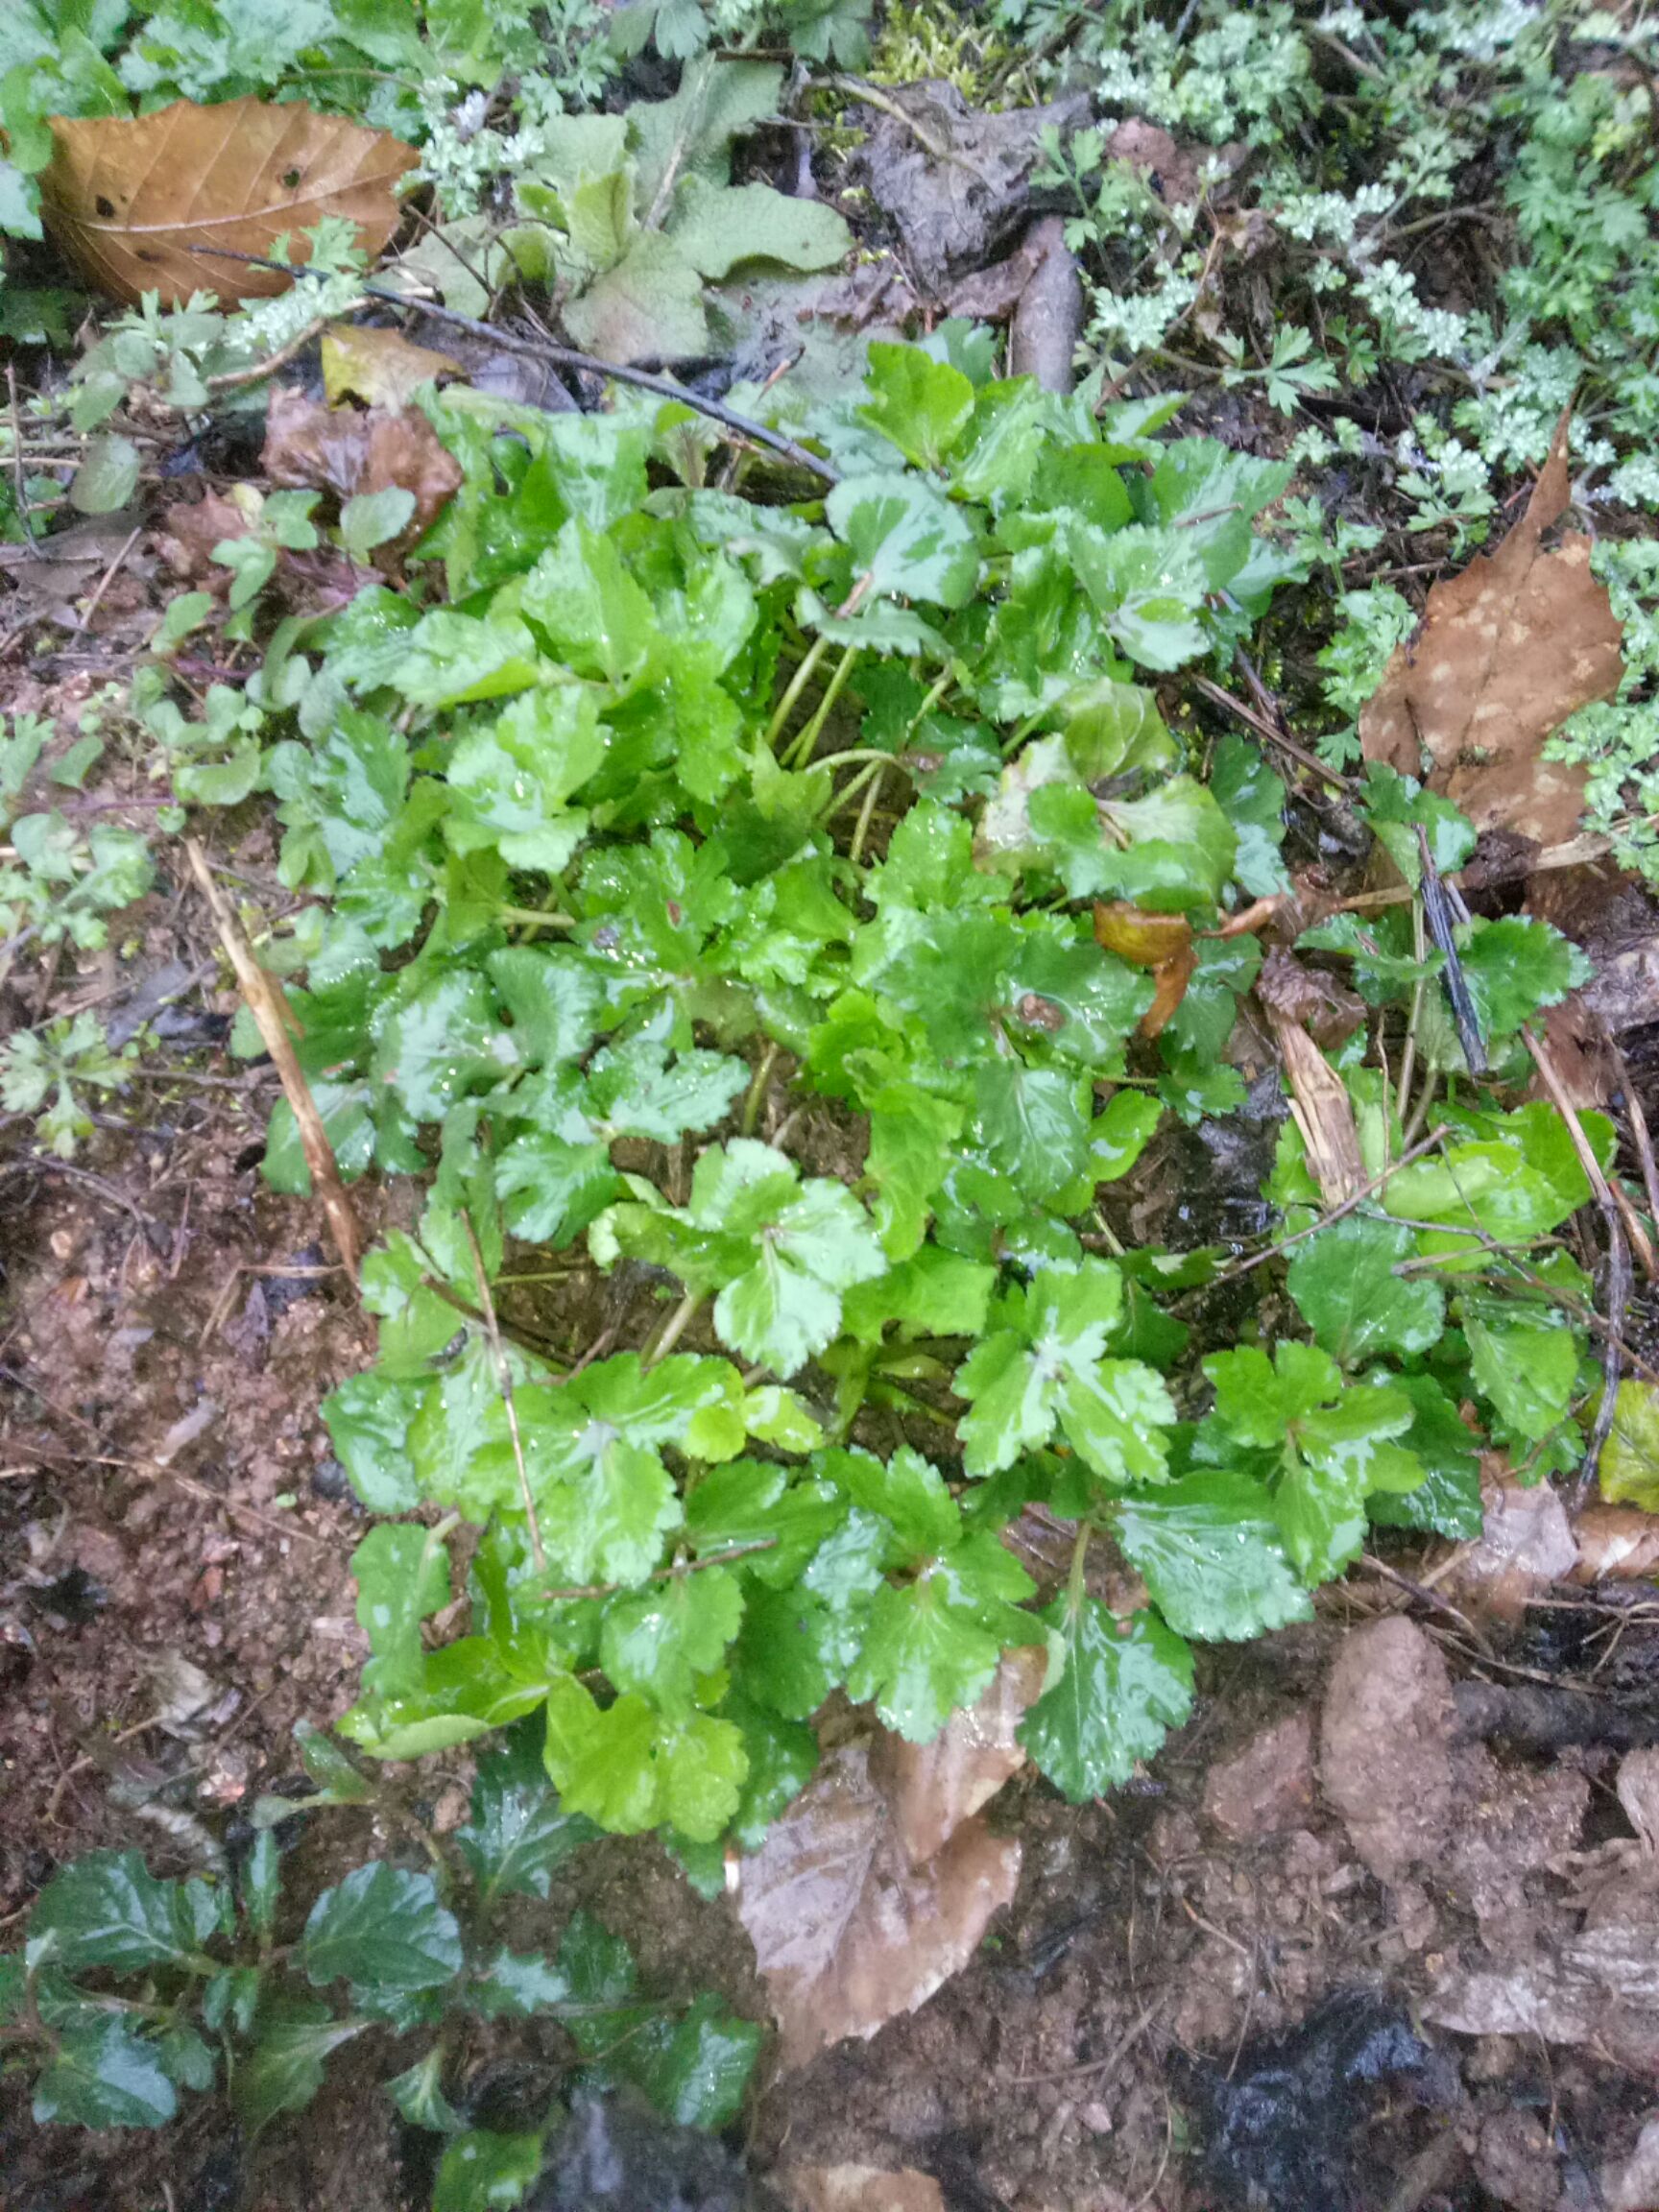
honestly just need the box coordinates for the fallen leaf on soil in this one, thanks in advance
[40,97,417,308]
[1254,947,1365,1049]
[262,385,462,567]
[1094,903,1195,1037]
[1267,1010,1364,1203]
[1574,1504,1659,1582]
[1359,410,1624,845]
[876,1647,1045,1863]
[736,1721,1022,2068]
[1451,1469,1579,1620]
[854,83,1091,292]
[1102,119,1213,206]
[1320,1617,1455,1887]
[781,2167,947,2212]
[158,491,253,582]
[322,323,462,408]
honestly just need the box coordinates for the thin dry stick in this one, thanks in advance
[1211,1122,1455,1286]
[463,1208,545,1576]
[1605,1025,1659,1247]
[182,837,361,1283]
[183,247,838,483]
[1524,1023,1656,1280]
[71,522,145,637]
[538,1538,778,1607]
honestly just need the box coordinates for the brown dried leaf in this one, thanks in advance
[1451,1465,1579,1620]
[1094,902,1195,1037]
[875,1648,1045,1863]
[157,490,251,584]
[1359,410,1624,845]
[781,2169,947,2212]
[1254,947,1365,1049]
[322,323,462,408]
[736,1737,1021,2069]
[262,385,462,568]
[1572,1505,1659,1583]
[1266,1010,1364,1203]
[41,98,417,309]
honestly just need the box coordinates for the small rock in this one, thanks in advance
[1603,2113,1659,2212]
[1319,1618,1455,1886]
[1203,1712,1315,1840]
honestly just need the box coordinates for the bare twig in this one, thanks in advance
[182,247,839,483]
[182,837,361,1283]
[1192,1123,1451,1289]
[1525,1023,1656,1280]
[70,523,145,637]
[538,1538,778,1606]
[464,1208,545,1576]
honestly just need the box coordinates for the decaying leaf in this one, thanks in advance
[1094,902,1195,1037]
[1267,1011,1364,1204]
[262,385,462,569]
[1451,1466,1579,1619]
[1360,410,1624,845]
[736,1662,1038,2068]
[41,98,417,308]
[876,1647,1045,1863]
[781,2168,947,2212]
[322,324,462,408]
[1254,947,1364,1050]
[1573,1504,1659,1583]
[1599,1381,1659,1512]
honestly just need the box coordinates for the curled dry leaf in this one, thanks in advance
[781,2168,947,2212]
[1572,1504,1659,1583]
[736,1657,1039,2069]
[1360,409,1624,846]
[262,385,462,570]
[876,1647,1046,1863]
[1254,946,1365,1050]
[40,97,418,308]
[1094,902,1195,1037]
[1451,1465,1579,1620]
[322,323,463,409]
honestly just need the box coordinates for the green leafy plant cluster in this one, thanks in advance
[0,1720,758,2204]
[108,339,1604,1872]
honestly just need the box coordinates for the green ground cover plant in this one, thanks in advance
[4,1,1654,2189]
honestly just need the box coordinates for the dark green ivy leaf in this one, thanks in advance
[299,1863,463,1997]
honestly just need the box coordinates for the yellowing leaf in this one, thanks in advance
[1600,1381,1659,1511]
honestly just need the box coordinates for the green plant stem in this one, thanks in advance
[538,1538,778,1607]
[495,905,575,931]
[642,1289,702,1368]
[763,636,830,754]
[785,645,860,769]
[741,1043,779,1137]
[848,767,885,865]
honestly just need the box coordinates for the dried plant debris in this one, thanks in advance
[40,97,416,306]
[736,1660,1039,2069]
[780,2169,947,2212]
[1360,411,1625,846]
[854,84,1091,292]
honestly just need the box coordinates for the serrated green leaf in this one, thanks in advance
[542,1676,747,1841]
[858,343,976,470]
[321,1370,423,1513]
[466,1945,576,2021]
[33,2018,177,2129]
[825,472,980,608]
[455,1721,595,1906]
[1466,1310,1580,1441]
[351,1523,451,1699]
[1286,1214,1446,1366]
[299,1863,463,1996]
[386,2045,466,2132]
[28,1850,217,1975]
[600,1566,744,1716]
[432,2129,543,2212]
[1108,1474,1312,1641]
[609,1991,761,2128]
[1019,1600,1193,1801]
[1367,1372,1484,1538]
[1455,917,1588,1042]
[234,2001,364,2132]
